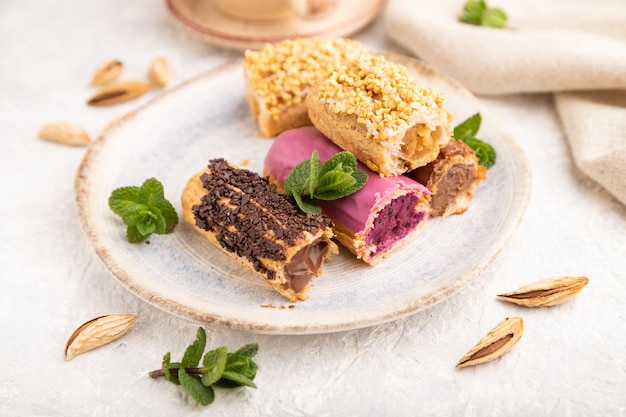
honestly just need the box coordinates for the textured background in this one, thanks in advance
[1,1,625,416]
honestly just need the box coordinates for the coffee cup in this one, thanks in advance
[212,0,337,20]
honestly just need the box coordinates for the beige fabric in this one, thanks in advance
[385,0,626,205]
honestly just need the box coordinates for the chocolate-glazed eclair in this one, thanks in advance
[181,158,338,302]
[407,139,486,217]
[264,126,431,266]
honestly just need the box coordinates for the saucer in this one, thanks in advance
[165,0,386,49]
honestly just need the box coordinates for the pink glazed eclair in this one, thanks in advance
[264,126,431,265]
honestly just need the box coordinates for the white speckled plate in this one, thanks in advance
[75,52,531,334]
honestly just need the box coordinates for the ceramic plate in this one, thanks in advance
[75,52,531,334]
[165,0,386,50]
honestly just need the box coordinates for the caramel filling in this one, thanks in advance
[283,240,331,293]
[401,124,444,169]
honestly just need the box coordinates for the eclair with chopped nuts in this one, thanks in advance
[264,126,431,266]
[407,139,487,217]
[243,37,369,137]
[181,158,338,302]
[306,54,453,177]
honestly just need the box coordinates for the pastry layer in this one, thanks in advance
[264,126,431,265]
[408,139,487,217]
[243,37,369,137]
[181,158,338,302]
[306,54,453,176]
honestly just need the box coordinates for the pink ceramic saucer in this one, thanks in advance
[165,0,386,49]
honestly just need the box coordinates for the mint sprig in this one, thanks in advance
[284,151,368,214]
[454,113,497,169]
[108,177,178,243]
[149,327,259,406]
[459,0,508,29]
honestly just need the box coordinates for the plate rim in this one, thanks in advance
[74,54,532,334]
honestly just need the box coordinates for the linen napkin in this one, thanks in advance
[384,0,626,206]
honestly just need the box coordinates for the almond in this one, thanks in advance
[38,121,90,146]
[91,60,124,86]
[87,81,151,106]
[456,317,524,368]
[148,56,170,87]
[65,314,137,360]
[497,276,589,307]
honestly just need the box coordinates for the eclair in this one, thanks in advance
[264,126,431,266]
[181,158,338,302]
[407,139,487,217]
[243,37,369,137]
[306,54,453,176]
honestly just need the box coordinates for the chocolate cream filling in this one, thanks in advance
[409,139,478,216]
[429,163,477,216]
[366,194,425,253]
[283,240,331,293]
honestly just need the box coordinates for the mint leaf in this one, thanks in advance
[126,225,149,243]
[482,8,507,28]
[230,342,259,359]
[224,343,259,377]
[157,200,178,233]
[119,203,149,226]
[464,137,497,168]
[454,113,481,141]
[454,113,497,168]
[219,371,257,389]
[284,159,310,196]
[162,352,173,382]
[201,347,228,387]
[315,171,357,198]
[308,150,320,198]
[319,151,357,177]
[109,177,178,243]
[292,192,321,215]
[149,328,259,407]
[137,178,165,206]
[459,0,507,28]
[283,151,368,214]
[179,368,215,406]
[459,0,486,24]
[182,327,206,368]
[346,170,368,194]
[109,186,141,218]
[135,210,158,236]
[215,343,259,388]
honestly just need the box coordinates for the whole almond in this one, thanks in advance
[87,81,151,106]
[148,56,170,87]
[456,317,524,368]
[38,121,91,146]
[65,314,137,360]
[91,60,124,86]
[497,276,589,307]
